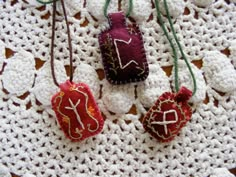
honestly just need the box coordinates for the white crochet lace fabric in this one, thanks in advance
[0,0,236,176]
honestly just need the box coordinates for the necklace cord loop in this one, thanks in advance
[51,0,74,87]
[155,0,197,96]
[104,0,133,18]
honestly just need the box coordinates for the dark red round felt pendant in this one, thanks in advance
[99,12,149,84]
[142,87,192,142]
[51,80,104,142]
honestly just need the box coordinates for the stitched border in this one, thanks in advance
[51,82,104,142]
[98,12,149,85]
[142,92,192,142]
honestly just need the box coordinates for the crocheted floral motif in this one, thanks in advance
[73,64,100,99]
[203,51,236,93]
[32,60,67,106]
[137,64,171,108]
[2,50,35,96]
[193,0,213,7]
[158,0,185,17]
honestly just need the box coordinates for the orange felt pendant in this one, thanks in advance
[42,0,104,141]
[52,81,104,142]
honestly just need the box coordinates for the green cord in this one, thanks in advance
[155,0,197,95]
[104,0,133,18]
[126,0,133,17]
[154,0,179,93]
[104,0,111,18]
[163,0,197,95]
[36,0,58,4]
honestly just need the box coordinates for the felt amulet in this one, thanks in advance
[38,0,104,142]
[99,12,149,84]
[143,87,192,142]
[142,0,198,142]
[51,81,104,142]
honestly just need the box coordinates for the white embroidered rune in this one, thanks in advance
[114,38,139,69]
[65,98,85,130]
[151,110,178,135]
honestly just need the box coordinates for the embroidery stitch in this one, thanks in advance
[72,86,100,132]
[54,95,83,140]
[114,38,139,69]
[128,25,138,35]
[147,100,180,139]
[99,11,149,84]
[65,98,85,130]
[136,63,146,76]
[102,34,119,75]
[151,109,178,135]
[143,89,192,141]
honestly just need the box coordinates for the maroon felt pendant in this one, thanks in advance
[142,87,192,142]
[51,81,104,142]
[99,12,149,84]
[141,0,198,142]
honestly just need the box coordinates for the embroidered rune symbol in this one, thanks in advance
[65,98,85,130]
[114,38,139,69]
[151,110,178,135]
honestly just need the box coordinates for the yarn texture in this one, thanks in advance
[0,0,236,176]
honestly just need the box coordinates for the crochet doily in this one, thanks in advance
[0,0,236,176]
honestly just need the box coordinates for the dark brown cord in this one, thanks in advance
[51,0,74,87]
[51,0,58,86]
[61,0,73,83]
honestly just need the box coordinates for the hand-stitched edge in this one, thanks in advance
[98,12,149,85]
